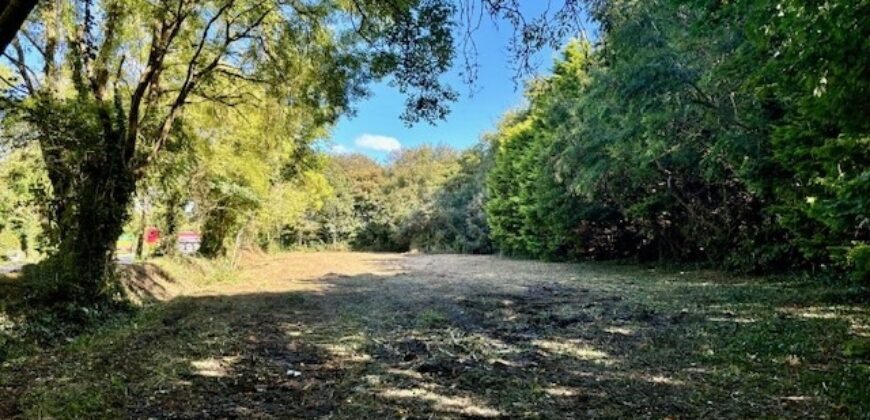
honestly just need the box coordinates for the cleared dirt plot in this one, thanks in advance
[2,252,868,418]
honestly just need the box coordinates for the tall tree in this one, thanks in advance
[484,0,867,277]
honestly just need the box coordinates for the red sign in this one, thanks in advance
[145,227,160,244]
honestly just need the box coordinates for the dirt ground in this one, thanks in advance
[2,252,868,418]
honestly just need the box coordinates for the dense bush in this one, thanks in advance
[483,0,869,279]
[403,146,492,254]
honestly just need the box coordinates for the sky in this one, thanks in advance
[325,4,593,160]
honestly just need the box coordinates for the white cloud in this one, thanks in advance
[330,144,353,155]
[354,134,401,152]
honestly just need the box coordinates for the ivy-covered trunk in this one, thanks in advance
[59,155,134,302]
[159,192,183,256]
[134,194,148,259]
[31,98,136,305]
[200,204,235,258]
[199,180,259,258]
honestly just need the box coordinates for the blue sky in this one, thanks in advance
[325,4,593,160]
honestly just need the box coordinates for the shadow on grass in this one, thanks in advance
[124,262,179,303]
[2,260,868,418]
[0,261,157,362]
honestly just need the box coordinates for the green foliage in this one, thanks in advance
[315,154,385,246]
[486,40,622,261]
[198,177,261,257]
[2,258,133,350]
[483,0,868,277]
[0,146,46,258]
[292,145,487,253]
[379,145,461,250]
[18,95,137,304]
[738,0,870,274]
[846,245,870,283]
[409,145,492,253]
[341,146,463,252]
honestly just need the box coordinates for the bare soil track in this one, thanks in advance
[2,252,868,418]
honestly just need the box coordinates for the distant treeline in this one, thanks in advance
[302,146,492,255]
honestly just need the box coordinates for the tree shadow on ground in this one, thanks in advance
[0,261,171,341]
[2,257,868,418]
[123,263,179,303]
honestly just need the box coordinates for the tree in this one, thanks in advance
[385,145,460,250]
[315,159,362,246]
[0,145,48,257]
[412,145,492,253]
[734,0,870,273]
[482,0,867,277]
[485,42,604,260]
[323,153,388,249]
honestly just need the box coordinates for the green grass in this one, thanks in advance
[149,256,242,286]
[1,254,867,418]
[416,308,448,328]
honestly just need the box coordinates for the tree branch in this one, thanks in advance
[0,0,39,55]
[4,39,35,94]
[141,2,275,171]
[125,2,189,163]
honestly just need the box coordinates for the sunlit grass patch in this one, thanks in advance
[149,256,241,288]
[379,386,502,417]
[603,325,636,336]
[543,385,578,397]
[324,333,372,363]
[533,338,611,364]
[777,305,870,338]
[190,355,240,378]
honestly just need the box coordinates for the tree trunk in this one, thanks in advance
[0,0,38,55]
[62,138,135,303]
[35,110,136,306]
[134,194,147,259]
[200,204,234,258]
[160,193,181,256]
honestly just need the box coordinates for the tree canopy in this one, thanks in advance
[482,0,868,280]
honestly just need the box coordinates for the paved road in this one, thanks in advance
[0,262,24,274]
[1,257,133,275]
[117,255,135,266]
